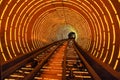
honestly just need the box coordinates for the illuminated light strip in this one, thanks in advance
[114,46,120,70]
[35,22,41,48]
[96,51,99,58]
[92,13,99,50]
[93,49,96,56]
[21,16,26,37]
[31,25,36,49]
[25,32,30,52]
[103,50,109,62]
[11,3,17,26]
[26,41,31,52]
[10,28,12,40]
[11,13,16,26]
[116,14,120,29]
[96,35,98,50]
[108,45,115,64]
[14,28,20,53]
[6,46,12,59]
[25,32,31,52]
[0,44,7,61]
[107,32,110,50]
[1,4,8,19]
[119,46,120,58]
[0,41,7,61]
[31,25,35,49]
[22,38,26,53]
[99,17,105,58]
[28,0,37,6]
[5,15,9,31]
[103,32,105,47]
[96,36,99,57]
[21,20,28,53]
[108,0,117,14]
[103,15,110,31]
[2,52,7,61]
[15,41,20,53]
[14,28,17,40]
[18,36,25,53]
[34,36,38,48]
[18,27,25,54]
[23,17,31,52]
[97,20,102,51]
[100,16,105,32]
[0,0,3,4]
[112,24,115,44]
[10,41,16,56]
[113,60,118,70]
[33,17,41,47]
[10,28,16,56]
[100,0,114,24]
[0,19,1,29]
[17,0,21,3]
[0,19,7,61]
[99,48,104,58]
[7,0,12,4]
[22,34,27,53]
[5,31,12,59]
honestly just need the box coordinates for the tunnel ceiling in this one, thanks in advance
[0,0,120,72]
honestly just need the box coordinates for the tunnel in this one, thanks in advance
[68,32,76,39]
[0,0,120,79]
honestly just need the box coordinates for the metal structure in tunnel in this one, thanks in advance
[0,0,120,78]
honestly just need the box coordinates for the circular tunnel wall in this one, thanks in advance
[0,0,120,72]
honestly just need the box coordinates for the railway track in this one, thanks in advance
[1,39,101,80]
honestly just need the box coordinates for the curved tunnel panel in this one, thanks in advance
[0,0,120,73]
